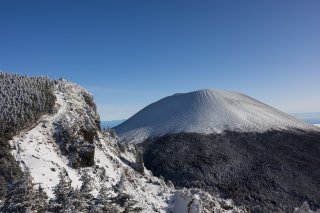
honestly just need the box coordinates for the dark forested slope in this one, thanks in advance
[0,72,55,198]
[143,130,320,212]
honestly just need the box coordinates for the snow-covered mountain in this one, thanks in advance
[2,74,318,212]
[113,89,320,212]
[2,78,246,212]
[115,89,319,143]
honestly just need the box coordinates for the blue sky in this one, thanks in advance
[1,0,320,120]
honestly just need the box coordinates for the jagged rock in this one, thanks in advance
[52,80,100,168]
[79,143,95,167]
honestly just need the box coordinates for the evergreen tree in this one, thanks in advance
[90,184,120,213]
[112,174,142,213]
[80,170,93,194]
[32,184,49,213]
[50,169,73,212]
[76,171,95,212]
[0,72,55,200]
[65,189,82,212]
[1,171,48,213]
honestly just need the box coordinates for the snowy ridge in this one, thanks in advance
[9,81,246,212]
[115,89,319,143]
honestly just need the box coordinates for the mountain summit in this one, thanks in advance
[115,89,318,143]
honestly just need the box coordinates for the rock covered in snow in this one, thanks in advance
[168,188,248,213]
[294,201,320,213]
[53,80,100,168]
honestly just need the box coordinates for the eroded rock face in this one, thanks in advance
[78,143,95,167]
[143,130,320,212]
[53,80,100,168]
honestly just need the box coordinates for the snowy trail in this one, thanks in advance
[7,81,171,212]
[10,85,83,197]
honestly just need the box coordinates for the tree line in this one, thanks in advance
[0,169,142,213]
[0,72,55,200]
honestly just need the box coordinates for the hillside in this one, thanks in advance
[115,88,320,211]
[0,72,55,200]
[143,131,320,212]
[0,73,246,213]
[115,89,319,143]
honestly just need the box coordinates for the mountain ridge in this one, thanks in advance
[115,89,319,143]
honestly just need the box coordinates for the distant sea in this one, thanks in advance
[100,113,320,129]
[291,112,320,125]
[302,118,320,124]
[101,119,126,128]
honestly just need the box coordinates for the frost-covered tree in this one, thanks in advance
[32,184,49,213]
[80,170,93,194]
[294,201,320,213]
[90,184,120,213]
[56,171,96,212]
[112,173,142,213]
[0,72,55,141]
[1,171,48,213]
[50,169,73,212]
[0,72,55,199]
[74,171,95,212]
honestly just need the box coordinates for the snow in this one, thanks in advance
[315,124,320,127]
[115,89,319,143]
[168,188,247,213]
[8,82,247,212]
[10,84,83,197]
[9,80,122,198]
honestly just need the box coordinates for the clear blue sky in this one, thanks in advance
[1,0,319,120]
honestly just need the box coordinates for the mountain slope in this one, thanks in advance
[143,130,320,212]
[115,88,320,211]
[7,80,172,211]
[115,89,319,143]
[1,76,246,212]
[0,72,55,200]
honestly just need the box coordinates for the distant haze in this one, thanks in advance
[101,120,126,128]
[291,112,320,124]
[102,112,320,129]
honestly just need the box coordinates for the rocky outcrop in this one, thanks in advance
[53,80,100,168]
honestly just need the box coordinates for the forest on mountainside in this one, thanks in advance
[0,72,56,199]
[143,130,320,212]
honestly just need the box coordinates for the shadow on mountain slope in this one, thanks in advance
[142,130,320,212]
